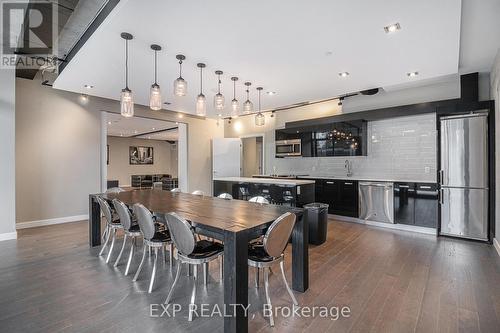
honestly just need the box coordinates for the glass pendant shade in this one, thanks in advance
[174,77,187,96]
[120,88,134,117]
[214,93,225,111]
[231,99,239,117]
[243,99,253,113]
[149,84,162,110]
[255,112,265,126]
[196,93,206,116]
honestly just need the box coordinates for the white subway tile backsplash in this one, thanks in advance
[268,113,437,182]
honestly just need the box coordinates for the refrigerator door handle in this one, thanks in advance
[438,170,444,185]
[439,188,444,205]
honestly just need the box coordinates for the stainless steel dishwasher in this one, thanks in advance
[359,182,394,223]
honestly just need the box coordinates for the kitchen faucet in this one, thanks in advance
[345,160,353,177]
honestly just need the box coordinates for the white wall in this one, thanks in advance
[491,50,500,241]
[0,68,17,239]
[107,136,177,186]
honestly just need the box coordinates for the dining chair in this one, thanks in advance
[217,192,233,200]
[132,203,173,293]
[248,212,298,327]
[112,199,142,275]
[100,187,125,241]
[171,188,181,192]
[97,196,124,263]
[248,196,270,204]
[164,212,224,322]
[191,190,205,196]
[106,187,125,194]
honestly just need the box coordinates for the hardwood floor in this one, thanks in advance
[1,219,499,333]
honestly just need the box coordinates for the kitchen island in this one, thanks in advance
[213,177,315,207]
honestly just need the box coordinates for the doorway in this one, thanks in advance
[241,135,264,177]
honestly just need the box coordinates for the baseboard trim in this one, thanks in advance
[16,214,88,229]
[330,214,437,236]
[494,238,500,257]
[0,231,18,241]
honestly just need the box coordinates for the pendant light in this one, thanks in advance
[149,44,162,110]
[214,70,225,112]
[230,76,239,117]
[255,86,265,126]
[196,63,206,116]
[174,54,187,96]
[120,32,134,118]
[243,81,253,113]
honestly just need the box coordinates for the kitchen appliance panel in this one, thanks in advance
[440,114,488,188]
[394,182,416,225]
[440,187,488,240]
[359,182,394,223]
[414,183,438,228]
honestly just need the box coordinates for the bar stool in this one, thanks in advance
[132,203,173,293]
[97,196,124,263]
[217,192,233,200]
[164,212,224,321]
[112,199,142,275]
[248,196,270,204]
[248,212,298,327]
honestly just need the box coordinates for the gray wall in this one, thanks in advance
[15,78,222,224]
[0,68,16,238]
[107,136,177,186]
[16,78,102,223]
[491,50,500,241]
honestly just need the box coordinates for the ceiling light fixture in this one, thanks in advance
[214,70,225,112]
[149,44,162,110]
[120,32,134,118]
[384,22,401,34]
[338,72,349,78]
[174,54,187,96]
[84,84,93,89]
[266,91,276,96]
[243,82,253,113]
[196,63,207,116]
[230,76,239,118]
[407,71,419,77]
[255,87,265,126]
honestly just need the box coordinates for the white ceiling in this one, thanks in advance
[53,0,498,118]
[106,112,178,140]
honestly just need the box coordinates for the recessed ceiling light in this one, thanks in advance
[177,114,183,118]
[134,130,138,134]
[152,127,156,130]
[84,84,94,89]
[407,71,419,77]
[107,121,112,125]
[338,72,349,78]
[384,23,401,34]
[266,91,277,96]
[175,122,179,124]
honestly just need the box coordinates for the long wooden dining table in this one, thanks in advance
[88,189,308,333]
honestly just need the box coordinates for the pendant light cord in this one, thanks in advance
[199,67,203,94]
[125,39,129,89]
[217,74,221,94]
[258,89,261,112]
[179,59,183,77]
[233,80,236,99]
[154,50,157,84]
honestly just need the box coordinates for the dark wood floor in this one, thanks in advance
[1,219,499,333]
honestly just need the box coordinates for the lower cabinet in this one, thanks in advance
[307,178,359,217]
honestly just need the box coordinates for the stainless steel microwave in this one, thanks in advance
[275,139,301,157]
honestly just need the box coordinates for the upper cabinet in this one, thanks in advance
[275,120,367,157]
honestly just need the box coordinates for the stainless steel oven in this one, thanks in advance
[275,139,301,157]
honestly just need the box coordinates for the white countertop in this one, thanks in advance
[213,177,315,186]
[297,175,436,183]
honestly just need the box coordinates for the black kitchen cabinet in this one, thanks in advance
[414,183,438,228]
[301,178,358,217]
[394,182,416,225]
[394,182,438,228]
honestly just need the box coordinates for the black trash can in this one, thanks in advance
[303,203,329,245]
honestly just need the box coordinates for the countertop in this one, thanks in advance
[213,177,316,186]
[296,175,437,184]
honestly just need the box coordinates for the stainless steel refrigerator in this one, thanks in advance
[439,112,489,241]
